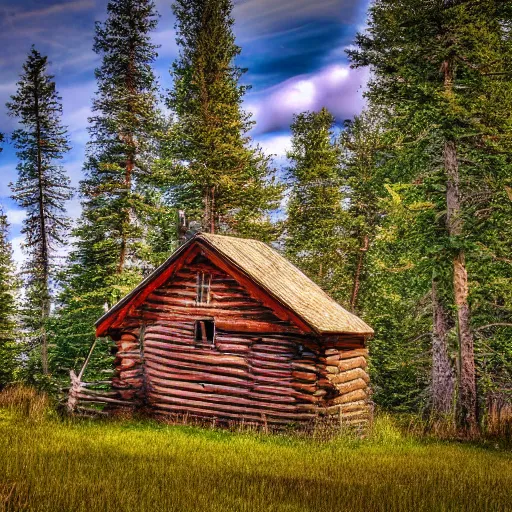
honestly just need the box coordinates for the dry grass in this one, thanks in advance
[0,385,50,423]
[0,396,511,512]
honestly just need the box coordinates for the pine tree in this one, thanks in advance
[0,206,18,388]
[52,0,164,380]
[83,0,162,275]
[166,0,282,239]
[6,47,72,376]
[284,109,350,300]
[348,0,512,430]
[340,109,388,312]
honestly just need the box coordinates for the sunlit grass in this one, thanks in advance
[0,408,511,512]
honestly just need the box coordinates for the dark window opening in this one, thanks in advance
[196,272,211,304]
[195,320,215,344]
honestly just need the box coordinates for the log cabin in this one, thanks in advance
[88,233,374,427]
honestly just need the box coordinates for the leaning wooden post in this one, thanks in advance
[78,337,99,381]
[67,337,99,413]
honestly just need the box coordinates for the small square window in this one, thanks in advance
[196,272,211,304]
[195,320,215,344]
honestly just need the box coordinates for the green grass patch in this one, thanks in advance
[0,409,511,512]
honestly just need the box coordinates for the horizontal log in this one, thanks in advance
[149,385,297,410]
[337,357,368,372]
[331,389,368,405]
[291,362,317,373]
[213,335,253,345]
[146,322,194,333]
[112,377,143,389]
[77,394,133,406]
[319,355,342,365]
[329,368,370,385]
[333,378,367,395]
[142,305,271,319]
[251,367,292,379]
[252,374,291,385]
[118,359,140,371]
[216,318,295,334]
[291,382,317,394]
[118,340,139,352]
[214,342,251,353]
[250,356,291,369]
[144,346,248,368]
[119,369,143,380]
[144,352,249,378]
[339,348,369,360]
[76,389,120,398]
[148,377,253,399]
[316,378,333,389]
[145,362,251,387]
[321,400,368,416]
[292,371,317,383]
[80,381,113,388]
[147,294,263,311]
[117,350,141,359]
[147,392,315,420]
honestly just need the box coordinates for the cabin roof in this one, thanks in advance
[95,233,374,337]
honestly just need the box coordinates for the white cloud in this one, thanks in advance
[10,235,24,268]
[5,209,25,226]
[248,64,369,134]
[255,134,292,158]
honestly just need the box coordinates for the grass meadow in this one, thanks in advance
[0,393,511,511]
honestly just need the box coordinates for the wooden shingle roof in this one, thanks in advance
[95,233,374,337]
[200,234,373,335]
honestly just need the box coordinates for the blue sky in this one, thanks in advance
[0,0,369,265]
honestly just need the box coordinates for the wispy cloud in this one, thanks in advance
[248,64,368,135]
[1,1,94,26]
[234,0,359,37]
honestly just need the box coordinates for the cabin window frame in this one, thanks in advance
[194,319,215,345]
[196,272,212,305]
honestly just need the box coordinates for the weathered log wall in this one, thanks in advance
[108,255,371,426]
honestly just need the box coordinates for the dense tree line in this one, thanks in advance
[0,0,510,433]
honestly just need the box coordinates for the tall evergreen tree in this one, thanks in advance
[285,109,349,300]
[0,206,18,388]
[82,0,162,275]
[166,0,282,239]
[6,47,72,376]
[340,109,387,312]
[348,0,512,430]
[53,0,164,380]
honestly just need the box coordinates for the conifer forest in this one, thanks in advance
[1,0,512,441]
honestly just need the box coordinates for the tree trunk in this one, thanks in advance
[34,78,50,375]
[203,186,215,234]
[431,277,455,416]
[442,53,477,433]
[118,42,136,274]
[443,139,477,433]
[117,156,132,274]
[350,235,369,312]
